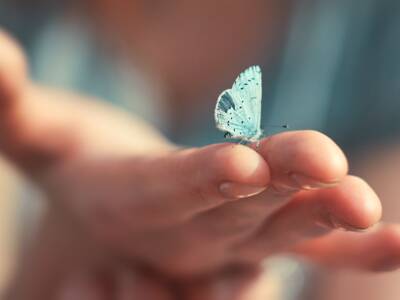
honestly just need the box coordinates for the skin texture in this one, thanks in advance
[2,30,400,300]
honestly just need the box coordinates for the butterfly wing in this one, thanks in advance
[232,65,262,132]
[214,65,262,141]
[215,89,251,138]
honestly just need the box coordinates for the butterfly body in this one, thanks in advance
[214,65,263,142]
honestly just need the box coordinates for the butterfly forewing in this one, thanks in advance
[232,65,262,131]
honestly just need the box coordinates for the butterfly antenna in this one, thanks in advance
[264,123,290,129]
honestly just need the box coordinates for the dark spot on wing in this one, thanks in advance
[218,91,236,113]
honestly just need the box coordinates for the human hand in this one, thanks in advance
[2,30,400,300]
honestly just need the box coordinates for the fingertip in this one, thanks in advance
[376,224,400,251]
[322,176,382,230]
[259,130,348,185]
[213,143,270,187]
[345,176,382,228]
[367,225,400,272]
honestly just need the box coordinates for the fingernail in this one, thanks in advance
[290,174,339,190]
[331,216,370,232]
[219,182,266,199]
[372,258,400,272]
[270,182,300,196]
[319,214,369,232]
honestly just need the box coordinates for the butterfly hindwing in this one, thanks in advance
[214,65,262,141]
[215,89,250,138]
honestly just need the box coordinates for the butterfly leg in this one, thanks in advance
[224,132,232,139]
[238,139,250,145]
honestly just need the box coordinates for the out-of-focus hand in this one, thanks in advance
[2,30,400,300]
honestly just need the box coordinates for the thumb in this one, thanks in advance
[0,30,78,174]
[0,30,27,107]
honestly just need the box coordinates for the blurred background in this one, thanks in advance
[1,0,400,299]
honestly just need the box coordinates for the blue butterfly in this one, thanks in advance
[215,65,263,143]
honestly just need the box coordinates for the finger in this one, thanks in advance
[163,143,270,214]
[293,224,400,272]
[63,143,270,237]
[256,130,348,192]
[179,131,349,245]
[236,176,381,261]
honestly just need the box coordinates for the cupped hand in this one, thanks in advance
[2,30,400,300]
